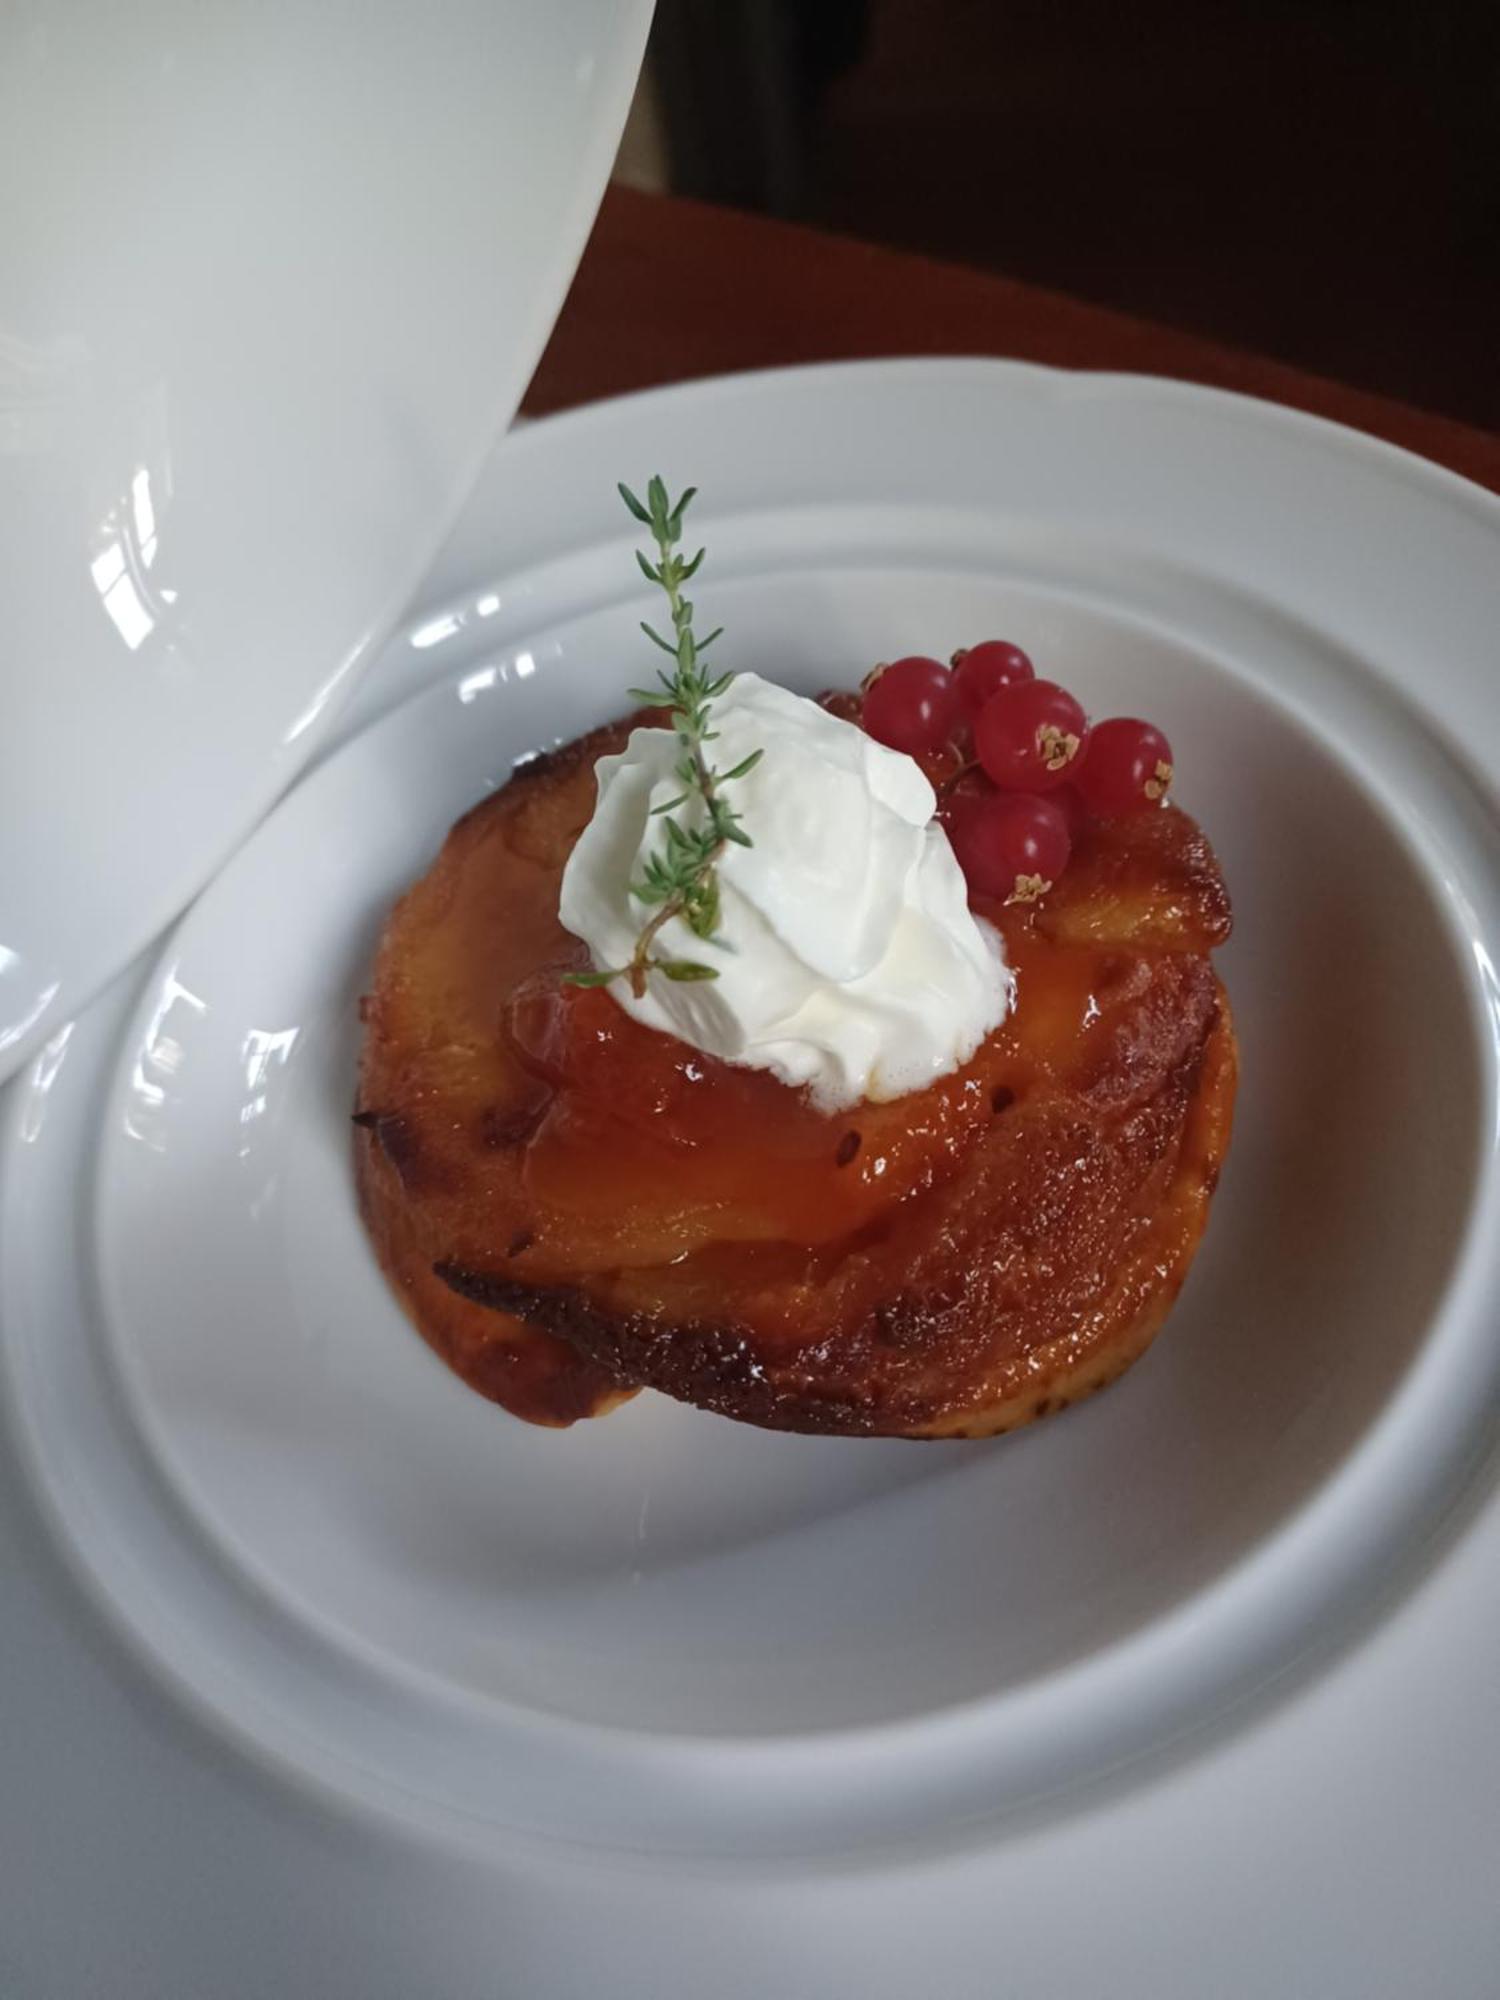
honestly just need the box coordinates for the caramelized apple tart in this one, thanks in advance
[356,707,1236,1437]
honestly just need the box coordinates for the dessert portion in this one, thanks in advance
[356,480,1235,1436]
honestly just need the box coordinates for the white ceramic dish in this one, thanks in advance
[4,361,1499,1991]
[0,0,653,1085]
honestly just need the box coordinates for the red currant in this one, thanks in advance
[818,688,864,726]
[974,680,1088,793]
[936,766,992,834]
[951,640,1034,719]
[946,790,1071,904]
[862,656,960,755]
[913,738,969,790]
[1075,717,1174,816]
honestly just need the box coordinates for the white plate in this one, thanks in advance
[0,0,652,1085]
[4,361,1500,1990]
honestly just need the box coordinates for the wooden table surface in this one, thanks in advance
[526,187,1500,496]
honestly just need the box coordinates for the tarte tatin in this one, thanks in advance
[356,695,1235,1438]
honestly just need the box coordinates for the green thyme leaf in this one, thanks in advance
[618,482,650,524]
[667,486,698,532]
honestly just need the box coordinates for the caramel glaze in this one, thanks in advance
[357,711,1236,1435]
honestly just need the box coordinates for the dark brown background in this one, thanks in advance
[641,0,1499,431]
[526,186,1500,495]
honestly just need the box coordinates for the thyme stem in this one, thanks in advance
[566,477,761,996]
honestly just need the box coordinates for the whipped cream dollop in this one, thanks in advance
[559,673,1013,1110]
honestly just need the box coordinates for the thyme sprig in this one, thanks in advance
[567,478,760,998]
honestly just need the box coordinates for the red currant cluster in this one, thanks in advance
[861,642,1174,906]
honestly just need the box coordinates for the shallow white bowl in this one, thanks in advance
[5,362,1500,1989]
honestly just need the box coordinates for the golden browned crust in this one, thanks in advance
[357,708,1237,1438]
[435,981,1235,1436]
[356,1112,635,1429]
[355,721,640,1429]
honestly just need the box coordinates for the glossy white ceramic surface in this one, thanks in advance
[5,362,1500,1990]
[0,0,652,1084]
[69,564,1490,1839]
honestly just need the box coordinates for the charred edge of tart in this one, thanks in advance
[432,1261,897,1437]
[480,1103,546,1151]
[514,711,669,791]
[504,739,595,791]
[442,713,647,844]
[459,1325,637,1424]
[353,1109,423,1180]
[430,998,1233,1441]
[356,1145,631,1425]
